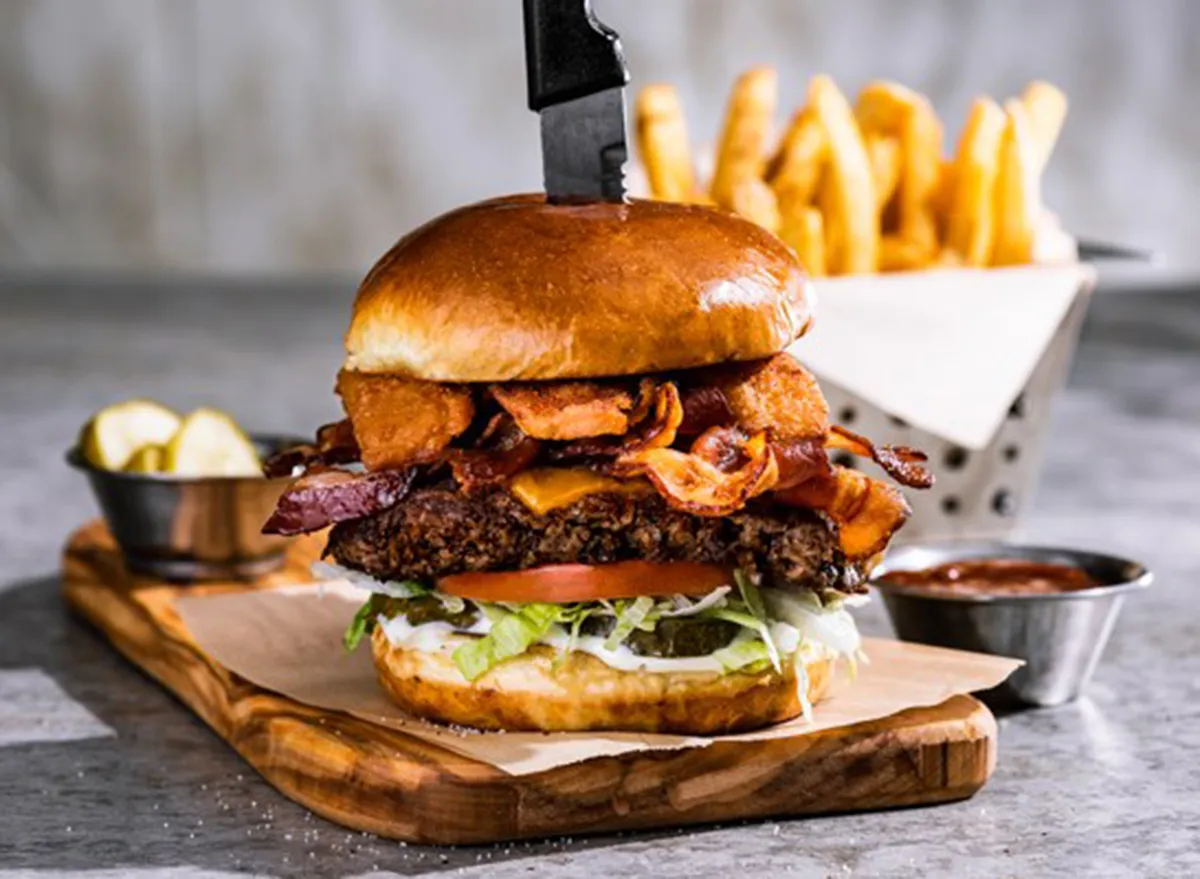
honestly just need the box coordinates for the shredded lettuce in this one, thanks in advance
[660,585,731,617]
[765,589,862,658]
[712,637,773,673]
[603,596,657,651]
[433,590,467,615]
[793,649,813,721]
[451,602,563,681]
[734,569,768,621]
[343,600,377,652]
[706,607,782,671]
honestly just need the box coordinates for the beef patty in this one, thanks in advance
[326,487,867,594]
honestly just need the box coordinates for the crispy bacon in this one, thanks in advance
[490,380,638,440]
[771,436,832,490]
[262,445,314,479]
[275,354,927,544]
[449,414,541,492]
[689,425,750,471]
[262,419,361,478]
[776,466,912,559]
[709,353,829,440]
[316,419,360,457]
[677,385,734,435]
[616,428,779,517]
[262,468,415,536]
[827,425,934,488]
[551,381,683,460]
[337,370,474,471]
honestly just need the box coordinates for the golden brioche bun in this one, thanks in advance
[345,194,814,382]
[369,627,831,734]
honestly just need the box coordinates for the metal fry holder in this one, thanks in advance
[815,281,1094,543]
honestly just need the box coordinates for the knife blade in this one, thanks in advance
[539,89,627,202]
[523,0,629,203]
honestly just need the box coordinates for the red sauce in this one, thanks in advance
[881,559,1101,596]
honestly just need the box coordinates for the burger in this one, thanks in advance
[263,194,931,735]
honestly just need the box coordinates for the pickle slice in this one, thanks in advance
[163,408,261,477]
[80,399,181,470]
[124,444,165,473]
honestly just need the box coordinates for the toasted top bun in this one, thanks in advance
[370,627,831,734]
[345,194,814,381]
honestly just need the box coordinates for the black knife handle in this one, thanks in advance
[523,0,629,111]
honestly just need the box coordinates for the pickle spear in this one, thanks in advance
[124,444,166,473]
[79,400,181,470]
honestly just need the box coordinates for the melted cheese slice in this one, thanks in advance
[508,467,652,515]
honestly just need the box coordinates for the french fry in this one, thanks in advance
[635,84,696,202]
[932,157,957,220]
[935,248,964,268]
[865,134,902,213]
[729,178,781,235]
[710,67,778,208]
[856,81,943,255]
[809,75,877,274]
[945,97,1005,267]
[778,190,826,276]
[1021,80,1067,173]
[992,100,1042,266]
[879,235,932,272]
[765,106,826,204]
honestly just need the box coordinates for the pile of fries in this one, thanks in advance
[635,71,1070,275]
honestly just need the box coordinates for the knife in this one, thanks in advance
[523,0,630,203]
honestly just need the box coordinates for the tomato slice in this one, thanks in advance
[437,561,734,603]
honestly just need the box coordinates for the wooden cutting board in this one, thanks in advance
[62,520,998,845]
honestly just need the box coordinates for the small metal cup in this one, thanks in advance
[68,434,302,582]
[873,542,1151,707]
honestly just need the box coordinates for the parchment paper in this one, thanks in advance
[791,264,1094,450]
[176,583,1020,776]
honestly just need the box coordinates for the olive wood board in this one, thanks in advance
[62,520,998,845]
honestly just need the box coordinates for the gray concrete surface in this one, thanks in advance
[0,276,1198,877]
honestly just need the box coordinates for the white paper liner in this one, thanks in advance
[792,264,1093,449]
[175,582,1020,776]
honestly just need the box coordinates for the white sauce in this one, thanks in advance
[378,615,455,652]
[312,560,425,598]
[377,611,838,676]
[543,626,730,674]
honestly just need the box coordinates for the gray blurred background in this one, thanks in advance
[0,0,1194,275]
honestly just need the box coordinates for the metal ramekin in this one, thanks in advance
[872,541,1152,707]
[67,434,302,582]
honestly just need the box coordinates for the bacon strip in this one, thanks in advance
[262,419,361,478]
[617,428,779,517]
[337,370,474,471]
[677,385,734,435]
[776,466,912,558]
[551,381,683,460]
[262,468,415,536]
[771,435,832,490]
[450,414,541,492]
[491,380,638,440]
[827,425,934,488]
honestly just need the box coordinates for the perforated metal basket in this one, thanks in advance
[814,285,1093,542]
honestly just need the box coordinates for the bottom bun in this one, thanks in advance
[370,628,831,734]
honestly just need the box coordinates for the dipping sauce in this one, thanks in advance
[880,559,1101,596]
